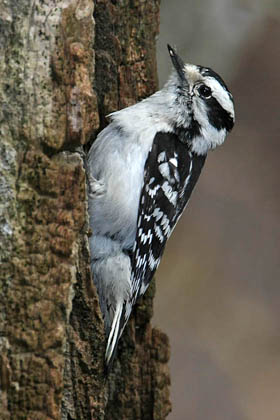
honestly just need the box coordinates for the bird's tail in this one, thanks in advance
[105,301,123,369]
[88,234,132,370]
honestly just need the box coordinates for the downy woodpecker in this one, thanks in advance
[87,45,235,368]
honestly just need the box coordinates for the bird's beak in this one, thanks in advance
[167,44,189,89]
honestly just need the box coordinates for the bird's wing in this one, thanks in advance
[130,131,206,299]
[120,132,206,335]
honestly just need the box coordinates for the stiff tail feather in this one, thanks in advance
[105,302,123,369]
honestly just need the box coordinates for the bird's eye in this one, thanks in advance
[197,84,212,99]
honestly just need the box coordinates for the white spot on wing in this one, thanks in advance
[153,208,163,221]
[155,224,164,243]
[158,151,166,163]
[140,229,153,245]
[148,252,160,270]
[160,214,171,236]
[146,182,160,198]
[162,181,178,206]
[159,162,171,181]
[169,157,178,167]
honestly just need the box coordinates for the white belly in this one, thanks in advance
[88,129,150,249]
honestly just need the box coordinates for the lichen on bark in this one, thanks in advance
[0,0,171,419]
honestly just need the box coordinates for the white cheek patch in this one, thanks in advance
[191,98,227,155]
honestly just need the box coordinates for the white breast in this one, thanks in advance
[88,124,153,249]
[87,93,174,250]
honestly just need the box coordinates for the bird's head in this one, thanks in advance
[166,45,235,155]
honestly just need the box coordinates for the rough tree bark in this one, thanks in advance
[0,1,171,419]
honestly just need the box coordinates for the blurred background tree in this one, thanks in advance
[155,1,280,419]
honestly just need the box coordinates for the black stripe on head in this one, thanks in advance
[206,96,234,132]
[199,66,230,93]
[197,66,234,132]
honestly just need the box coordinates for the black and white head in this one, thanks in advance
[166,45,235,155]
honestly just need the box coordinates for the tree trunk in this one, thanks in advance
[0,1,171,419]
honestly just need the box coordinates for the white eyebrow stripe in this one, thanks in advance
[204,77,235,119]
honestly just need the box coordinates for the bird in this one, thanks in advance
[87,44,235,369]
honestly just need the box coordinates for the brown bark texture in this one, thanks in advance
[0,1,171,419]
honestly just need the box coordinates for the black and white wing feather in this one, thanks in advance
[120,132,206,333]
[130,132,206,302]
